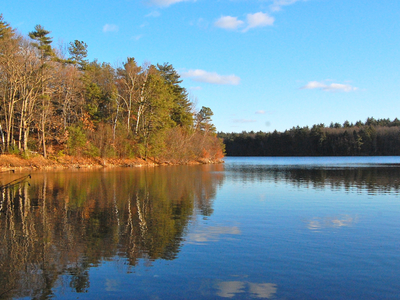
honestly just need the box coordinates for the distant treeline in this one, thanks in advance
[219,118,400,156]
[0,15,223,163]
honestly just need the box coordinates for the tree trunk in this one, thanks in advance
[0,124,5,153]
[23,124,29,152]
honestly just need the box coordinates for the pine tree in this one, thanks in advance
[0,14,15,40]
[29,25,54,61]
[195,106,216,133]
[157,63,193,129]
[68,40,88,70]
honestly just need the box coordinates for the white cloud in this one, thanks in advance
[326,83,358,92]
[147,0,191,7]
[215,16,244,30]
[270,0,304,12]
[215,12,274,32]
[301,81,358,92]
[103,24,119,33]
[243,12,275,32]
[214,1,307,32]
[181,69,241,85]
[302,81,327,89]
[256,110,266,114]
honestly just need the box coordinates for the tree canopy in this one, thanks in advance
[219,118,400,156]
[0,15,224,163]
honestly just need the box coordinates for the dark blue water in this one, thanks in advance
[1,157,400,299]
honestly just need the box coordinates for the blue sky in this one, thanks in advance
[2,0,400,133]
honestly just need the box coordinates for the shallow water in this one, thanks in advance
[1,157,400,299]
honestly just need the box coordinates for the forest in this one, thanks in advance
[0,15,224,164]
[219,117,400,156]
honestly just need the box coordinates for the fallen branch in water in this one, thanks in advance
[0,174,31,191]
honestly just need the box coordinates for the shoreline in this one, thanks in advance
[0,154,224,172]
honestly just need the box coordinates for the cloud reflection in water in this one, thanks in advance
[216,281,245,298]
[187,226,241,244]
[216,281,277,299]
[306,215,358,231]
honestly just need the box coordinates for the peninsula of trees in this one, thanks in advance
[0,15,224,165]
[219,118,400,156]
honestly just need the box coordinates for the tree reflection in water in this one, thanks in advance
[226,165,400,194]
[0,164,224,299]
[1,164,398,299]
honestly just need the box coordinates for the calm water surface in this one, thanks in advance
[1,157,400,299]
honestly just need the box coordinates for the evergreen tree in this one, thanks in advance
[29,25,55,61]
[68,40,88,70]
[157,63,193,128]
[195,106,216,133]
[0,14,14,40]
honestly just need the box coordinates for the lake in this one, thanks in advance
[1,156,400,299]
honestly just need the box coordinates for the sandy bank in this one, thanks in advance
[0,154,223,172]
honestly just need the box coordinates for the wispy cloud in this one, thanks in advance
[256,110,266,114]
[147,0,192,7]
[131,35,143,41]
[270,0,305,12]
[243,12,275,32]
[145,11,161,17]
[103,24,119,33]
[301,81,358,92]
[215,16,244,30]
[181,69,241,85]
[196,18,209,29]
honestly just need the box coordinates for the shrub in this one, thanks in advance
[67,126,87,156]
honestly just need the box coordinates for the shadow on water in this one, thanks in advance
[0,164,224,299]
